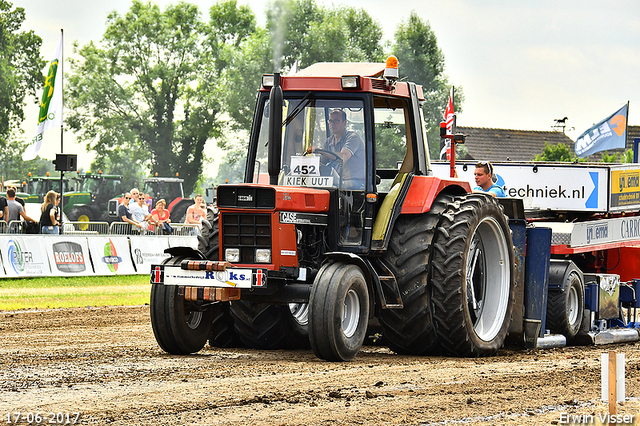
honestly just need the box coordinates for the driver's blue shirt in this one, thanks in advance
[473,183,506,197]
[324,130,365,189]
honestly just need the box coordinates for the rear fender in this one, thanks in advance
[165,246,206,260]
[401,176,470,215]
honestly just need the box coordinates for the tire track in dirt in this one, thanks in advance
[1,306,639,425]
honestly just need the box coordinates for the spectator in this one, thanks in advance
[40,190,60,234]
[118,192,143,233]
[150,199,171,233]
[143,193,152,212]
[8,186,25,207]
[185,194,205,235]
[129,188,140,207]
[0,188,6,222]
[473,161,505,198]
[130,192,155,232]
[5,188,37,232]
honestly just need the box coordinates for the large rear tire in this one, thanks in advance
[199,206,219,259]
[546,261,584,340]
[229,301,309,349]
[208,302,243,348]
[308,262,369,361]
[150,256,214,354]
[431,194,515,357]
[67,207,95,231]
[378,195,451,355]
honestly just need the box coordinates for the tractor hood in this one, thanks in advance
[217,184,330,213]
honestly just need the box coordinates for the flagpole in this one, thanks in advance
[60,28,64,153]
[59,29,65,232]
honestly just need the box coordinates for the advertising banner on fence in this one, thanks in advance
[87,237,136,275]
[45,236,92,276]
[431,162,609,212]
[0,236,50,277]
[129,236,170,274]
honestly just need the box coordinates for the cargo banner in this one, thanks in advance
[0,236,50,277]
[87,237,136,275]
[610,165,640,210]
[569,216,640,247]
[431,162,609,212]
[45,236,92,276]
[129,236,170,274]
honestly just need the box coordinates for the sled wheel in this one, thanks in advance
[546,261,584,340]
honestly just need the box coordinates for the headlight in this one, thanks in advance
[341,75,360,89]
[225,248,240,263]
[255,249,271,263]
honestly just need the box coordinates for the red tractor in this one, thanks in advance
[150,57,517,361]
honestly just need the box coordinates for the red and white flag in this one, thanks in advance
[444,87,454,134]
[440,87,454,160]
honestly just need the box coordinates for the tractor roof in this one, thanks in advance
[294,62,385,78]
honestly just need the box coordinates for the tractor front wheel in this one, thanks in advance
[308,262,369,361]
[150,256,214,354]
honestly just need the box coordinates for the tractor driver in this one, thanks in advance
[307,109,365,190]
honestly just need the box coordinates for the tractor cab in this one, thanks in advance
[240,57,435,256]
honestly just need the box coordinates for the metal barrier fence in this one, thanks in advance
[65,221,110,235]
[0,220,201,236]
[109,221,201,236]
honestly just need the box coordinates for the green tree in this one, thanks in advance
[213,150,246,185]
[600,149,633,163]
[266,0,385,69]
[66,1,222,195]
[219,28,271,132]
[0,135,54,180]
[392,12,463,160]
[0,0,43,139]
[534,141,583,162]
[0,0,45,177]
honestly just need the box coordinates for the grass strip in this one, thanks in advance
[0,275,151,310]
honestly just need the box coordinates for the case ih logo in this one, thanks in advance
[52,242,86,273]
[238,194,253,202]
[152,266,164,284]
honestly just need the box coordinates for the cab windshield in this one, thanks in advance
[253,98,366,190]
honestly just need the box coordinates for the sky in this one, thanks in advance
[14,0,640,175]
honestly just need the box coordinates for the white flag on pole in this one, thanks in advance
[22,32,63,161]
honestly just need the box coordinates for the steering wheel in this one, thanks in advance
[307,148,343,170]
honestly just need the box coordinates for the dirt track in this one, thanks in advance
[1,305,639,425]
